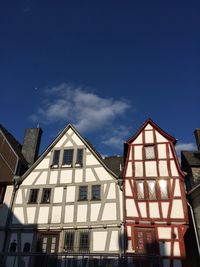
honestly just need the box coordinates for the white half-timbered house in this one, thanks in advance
[123,119,188,267]
[6,124,123,267]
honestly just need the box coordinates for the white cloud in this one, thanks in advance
[175,143,196,154]
[30,83,130,133]
[102,126,130,148]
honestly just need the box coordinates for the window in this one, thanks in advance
[41,188,51,203]
[136,182,145,199]
[145,146,155,159]
[23,242,31,252]
[159,180,168,199]
[76,149,83,165]
[79,232,89,251]
[28,189,39,203]
[52,150,60,167]
[65,232,74,251]
[0,186,6,204]
[79,186,88,201]
[9,241,17,252]
[92,185,101,200]
[147,180,157,200]
[63,149,74,166]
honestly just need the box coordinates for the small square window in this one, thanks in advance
[91,185,101,200]
[79,232,89,251]
[79,186,88,201]
[76,149,83,165]
[0,186,6,204]
[145,146,155,159]
[63,149,74,166]
[41,188,51,203]
[65,232,74,251]
[52,150,60,167]
[28,189,39,203]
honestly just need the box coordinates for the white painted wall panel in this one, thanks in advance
[125,181,132,197]
[109,231,119,251]
[161,202,169,218]
[102,203,117,220]
[174,242,180,256]
[67,128,73,135]
[145,130,154,143]
[93,232,107,251]
[22,172,40,186]
[138,202,147,217]
[35,172,48,185]
[158,144,167,159]
[170,160,179,176]
[66,186,75,202]
[74,169,83,183]
[135,162,143,177]
[169,145,173,158]
[38,207,49,224]
[86,154,100,166]
[15,189,23,204]
[149,203,159,218]
[71,132,84,146]
[54,135,67,148]
[145,161,157,176]
[127,226,131,237]
[126,162,132,177]
[159,161,169,176]
[12,207,24,224]
[35,158,50,170]
[158,227,171,239]
[159,241,171,256]
[107,183,116,199]
[51,206,62,223]
[171,200,184,218]
[77,204,87,222]
[126,199,138,217]
[134,146,143,160]
[60,170,72,184]
[64,205,74,223]
[27,207,36,224]
[133,133,142,144]
[174,179,181,197]
[129,147,132,160]
[86,168,96,182]
[53,187,63,203]
[145,124,153,130]
[156,131,167,142]
[94,167,112,181]
[49,171,58,184]
[90,203,101,221]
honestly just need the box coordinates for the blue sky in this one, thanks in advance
[0,0,199,156]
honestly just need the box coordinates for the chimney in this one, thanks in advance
[194,129,200,151]
[22,128,43,166]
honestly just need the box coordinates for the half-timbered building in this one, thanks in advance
[5,124,123,267]
[123,119,188,267]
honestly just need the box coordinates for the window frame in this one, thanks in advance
[28,188,39,204]
[41,188,51,204]
[79,186,88,201]
[144,145,155,160]
[64,231,75,252]
[51,150,60,168]
[79,231,90,252]
[76,148,83,166]
[62,149,74,167]
[91,185,101,200]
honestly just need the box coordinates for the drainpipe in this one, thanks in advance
[187,201,200,255]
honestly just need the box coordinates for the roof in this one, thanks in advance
[182,151,200,167]
[0,124,28,167]
[103,156,124,177]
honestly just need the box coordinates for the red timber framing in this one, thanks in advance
[123,119,188,267]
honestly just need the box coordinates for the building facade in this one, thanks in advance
[123,119,188,267]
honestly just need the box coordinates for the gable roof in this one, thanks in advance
[103,156,124,177]
[126,118,176,144]
[20,123,118,182]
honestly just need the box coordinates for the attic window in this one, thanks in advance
[76,149,83,166]
[145,146,155,160]
[52,150,60,167]
[62,149,74,166]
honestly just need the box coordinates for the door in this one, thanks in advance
[135,228,157,254]
[35,232,59,267]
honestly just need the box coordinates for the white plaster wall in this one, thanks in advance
[138,202,147,217]
[94,167,112,181]
[145,124,153,130]
[77,204,87,222]
[12,207,25,224]
[49,171,58,184]
[127,240,133,252]
[126,162,132,177]
[171,200,184,219]
[169,145,173,158]
[86,154,100,166]
[126,199,138,217]
[158,227,171,239]
[159,161,169,176]
[22,172,40,186]
[54,134,67,148]
[63,140,73,147]
[64,205,74,223]
[135,162,143,177]
[145,130,154,143]
[127,226,131,237]
[38,207,49,224]
[129,147,132,160]
[125,181,132,197]
[90,203,101,221]
[93,232,107,251]
[15,189,23,204]
[158,144,167,159]
[174,242,180,256]
[159,241,171,256]
[35,172,48,185]
[27,207,36,224]
[170,161,179,176]
[51,206,62,223]
[174,180,181,197]
[102,203,117,220]
[145,161,157,176]
[161,202,169,218]
[66,186,75,202]
[35,158,50,170]
[60,170,72,184]
[85,168,96,182]
[107,183,116,199]
[149,203,159,218]
[156,131,167,142]
[109,231,119,251]
[53,187,63,203]
[67,128,73,135]
[74,169,83,183]
[71,132,84,146]
[133,133,142,144]
[134,146,143,160]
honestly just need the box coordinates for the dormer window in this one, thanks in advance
[145,146,155,160]
[76,149,83,166]
[62,149,74,166]
[52,150,60,167]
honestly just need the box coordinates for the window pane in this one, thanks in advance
[29,189,39,203]
[0,186,6,204]
[147,181,157,199]
[79,186,87,200]
[159,180,168,199]
[92,185,101,200]
[63,149,74,165]
[145,146,155,159]
[65,232,74,251]
[52,150,60,165]
[76,149,83,165]
[79,232,89,251]
[42,188,51,203]
[136,182,144,199]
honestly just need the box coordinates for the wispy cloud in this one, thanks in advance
[102,126,130,148]
[30,83,130,133]
[175,143,196,154]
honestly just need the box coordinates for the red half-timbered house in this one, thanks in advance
[123,119,188,267]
